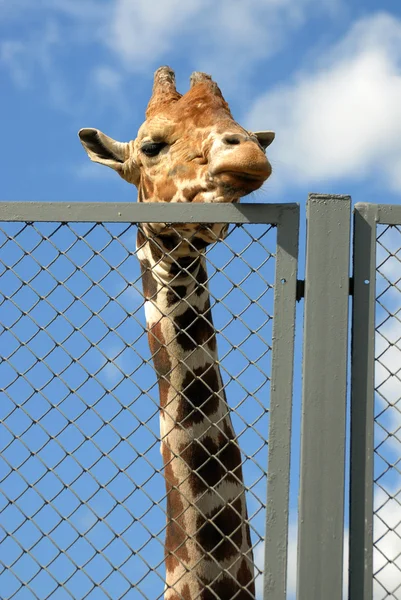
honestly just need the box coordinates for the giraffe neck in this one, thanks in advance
[137,225,255,600]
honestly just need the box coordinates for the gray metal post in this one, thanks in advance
[297,194,351,600]
[264,205,299,600]
[348,203,377,600]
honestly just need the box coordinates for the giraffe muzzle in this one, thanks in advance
[211,168,271,195]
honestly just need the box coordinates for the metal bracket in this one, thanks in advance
[297,277,354,301]
[296,279,305,301]
[349,276,354,296]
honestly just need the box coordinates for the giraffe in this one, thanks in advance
[78,67,274,600]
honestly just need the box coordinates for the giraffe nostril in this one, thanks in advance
[223,134,242,146]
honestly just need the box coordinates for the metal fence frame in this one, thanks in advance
[2,197,400,600]
[349,202,401,600]
[0,201,299,600]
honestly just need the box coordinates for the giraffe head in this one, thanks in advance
[79,67,274,206]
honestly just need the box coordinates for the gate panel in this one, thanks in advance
[350,203,401,600]
[0,202,299,600]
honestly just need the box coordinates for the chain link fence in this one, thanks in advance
[6,198,401,600]
[374,224,401,600]
[0,215,281,599]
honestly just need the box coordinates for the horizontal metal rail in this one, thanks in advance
[0,202,298,225]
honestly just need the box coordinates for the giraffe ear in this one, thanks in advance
[78,128,129,171]
[253,131,275,150]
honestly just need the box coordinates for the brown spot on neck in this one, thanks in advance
[237,558,255,595]
[196,498,244,562]
[147,321,172,401]
[176,365,222,427]
[162,443,190,571]
[173,301,216,352]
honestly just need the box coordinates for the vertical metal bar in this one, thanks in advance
[297,194,351,600]
[348,203,377,600]
[263,205,299,600]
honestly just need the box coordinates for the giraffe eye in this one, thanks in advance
[141,142,167,157]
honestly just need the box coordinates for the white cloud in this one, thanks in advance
[0,19,78,114]
[106,0,342,85]
[43,0,108,21]
[246,13,401,193]
[0,0,343,105]
[0,3,113,115]
[0,20,60,89]
[107,0,203,68]
[93,66,123,92]
[88,65,131,115]
[374,488,401,599]
[0,40,30,87]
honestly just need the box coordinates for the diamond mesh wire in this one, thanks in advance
[374,224,401,600]
[0,220,276,600]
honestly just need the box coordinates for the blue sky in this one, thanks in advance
[1,1,401,599]
[1,0,401,205]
